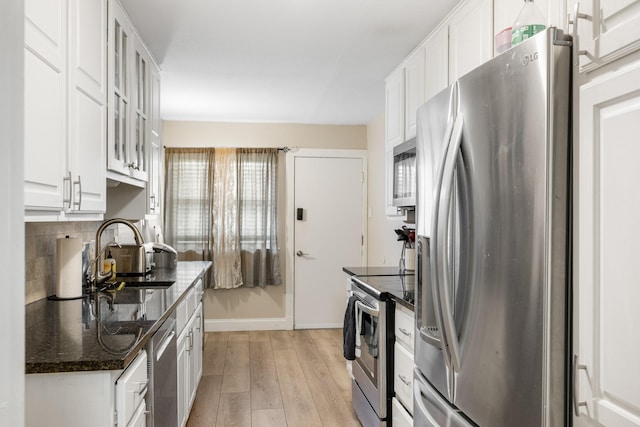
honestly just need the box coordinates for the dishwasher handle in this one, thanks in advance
[156,330,175,361]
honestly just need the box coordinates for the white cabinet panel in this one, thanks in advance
[404,48,426,140]
[115,350,148,427]
[24,0,66,213]
[448,0,493,81]
[394,342,414,414]
[424,25,449,101]
[574,61,640,427]
[67,0,106,214]
[392,397,413,427]
[385,70,405,148]
[395,306,414,353]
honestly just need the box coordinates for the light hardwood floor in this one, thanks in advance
[186,329,362,427]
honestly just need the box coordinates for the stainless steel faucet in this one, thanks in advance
[91,218,145,289]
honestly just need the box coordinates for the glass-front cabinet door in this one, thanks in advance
[107,0,150,184]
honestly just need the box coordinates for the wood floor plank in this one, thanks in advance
[186,375,223,427]
[221,366,251,393]
[216,392,252,427]
[251,409,288,427]
[225,333,250,369]
[269,330,294,351]
[249,330,271,342]
[203,332,229,376]
[291,330,360,427]
[309,335,352,404]
[221,332,251,394]
[273,347,323,427]
[250,340,283,410]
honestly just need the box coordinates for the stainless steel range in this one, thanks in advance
[350,277,393,427]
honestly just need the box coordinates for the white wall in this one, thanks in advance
[0,0,25,425]
[366,114,405,267]
[163,120,367,329]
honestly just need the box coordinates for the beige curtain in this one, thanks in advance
[164,147,281,289]
[238,148,282,287]
[211,148,243,289]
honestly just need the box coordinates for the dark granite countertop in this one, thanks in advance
[344,266,415,311]
[25,261,211,374]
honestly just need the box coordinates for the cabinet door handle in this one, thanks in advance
[73,175,82,210]
[399,375,411,386]
[399,327,412,337]
[573,354,589,416]
[63,171,72,210]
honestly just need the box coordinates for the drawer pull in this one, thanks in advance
[399,375,411,386]
[399,327,412,337]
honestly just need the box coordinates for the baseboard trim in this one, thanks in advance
[204,317,290,332]
[293,322,343,329]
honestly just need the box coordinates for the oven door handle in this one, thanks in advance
[355,300,380,318]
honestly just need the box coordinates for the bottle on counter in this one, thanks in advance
[103,249,116,275]
[511,0,546,46]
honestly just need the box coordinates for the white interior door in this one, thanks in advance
[293,154,365,329]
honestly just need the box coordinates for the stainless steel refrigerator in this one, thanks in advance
[413,28,572,426]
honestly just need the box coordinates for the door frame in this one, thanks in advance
[285,148,368,329]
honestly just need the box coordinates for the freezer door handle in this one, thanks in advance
[434,109,465,372]
[413,374,442,427]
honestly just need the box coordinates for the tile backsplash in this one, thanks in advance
[25,222,114,304]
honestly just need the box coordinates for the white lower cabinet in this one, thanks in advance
[115,350,148,427]
[392,397,413,427]
[573,57,640,427]
[394,342,414,414]
[25,350,148,427]
[393,303,415,424]
[177,301,204,427]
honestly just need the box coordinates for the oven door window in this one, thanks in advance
[357,308,379,384]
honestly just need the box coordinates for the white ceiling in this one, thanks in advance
[119,0,459,125]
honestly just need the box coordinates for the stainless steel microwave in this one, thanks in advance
[392,138,416,208]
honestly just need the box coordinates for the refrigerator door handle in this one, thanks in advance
[429,84,459,368]
[435,111,465,372]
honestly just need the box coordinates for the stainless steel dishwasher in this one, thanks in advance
[146,312,177,427]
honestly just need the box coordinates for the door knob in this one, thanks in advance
[296,250,308,257]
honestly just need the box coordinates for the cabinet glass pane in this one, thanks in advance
[115,22,121,89]
[122,33,128,96]
[122,100,128,164]
[114,94,121,160]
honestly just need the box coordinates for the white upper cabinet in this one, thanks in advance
[424,25,449,102]
[107,0,154,186]
[107,0,135,180]
[448,0,494,81]
[24,0,67,214]
[404,48,426,140]
[24,0,106,220]
[67,0,107,215]
[385,70,405,148]
[568,0,640,72]
[148,63,163,215]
